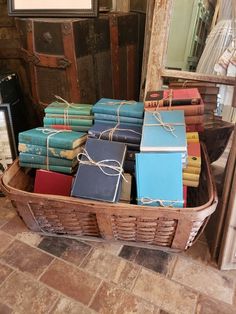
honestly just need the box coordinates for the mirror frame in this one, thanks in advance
[142,0,236,105]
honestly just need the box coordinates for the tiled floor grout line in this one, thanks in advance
[0,268,15,290]
[37,257,56,281]
[45,294,60,314]
[77,246,93,268]
[87,279,104,309]
[168,254,178,279]
[130,264,142,292]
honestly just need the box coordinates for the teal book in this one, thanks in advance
[19,152,78,167]
[136,153,183,207]
[92,98,144,118]
[94,113,143,125]
[19,128,87,149]
[45,114,93,120]
[43,117,93,127]
[45,102,92,116]
[141,110,187,152]
[44,124,91,132]
[19,162,76,174]
[18,143,83,160]
[95,119,142,128]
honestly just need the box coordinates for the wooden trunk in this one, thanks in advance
[16,17,113,108]
[16,13,143,115]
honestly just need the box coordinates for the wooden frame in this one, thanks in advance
[143,0,236,99]
[0,104,17,172]
[8,0,98,17]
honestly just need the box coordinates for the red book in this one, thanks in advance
[145,88,201,108]
[34,169,73,196]
[185,115,204,125]
[186,124,204,132]
[145,103,204,116]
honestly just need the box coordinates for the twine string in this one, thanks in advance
[77,149,128,182]
[36,128,70,170]
[139,197,184,207]
[54,95,85,126]
[98,100,138,141]
[151,111,178,137]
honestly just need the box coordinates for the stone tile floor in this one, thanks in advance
[0,196,235,314]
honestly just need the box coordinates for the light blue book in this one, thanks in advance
[141,110,187,152]
[136,153,183,207]
[94,113,143,125]
[92,98,144,119]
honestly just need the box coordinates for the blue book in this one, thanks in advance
[95,119,141,128]
[88,122,142,144]
[136,153,183,207]
[92,98,144,118]
[71,138,127,202]
[94,113,143,125]
[141,110,187,152]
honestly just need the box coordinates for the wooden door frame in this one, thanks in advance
[142,0,236,101]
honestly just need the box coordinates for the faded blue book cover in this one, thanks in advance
[136,153,183,207]
[141,110,187,152]
[92,98,144,118]
[71,138,127,203]
[94,113,143,125]
[88,122,142,144]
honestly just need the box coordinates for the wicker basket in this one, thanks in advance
[0,144,217,252]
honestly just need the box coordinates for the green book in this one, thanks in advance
[18,128,87,149]
[19,152,78,167]
[43,117,93,127]
[45,102,93,116]
[44,124,91,132]
[18,143,84,160]
[19,162,76,174]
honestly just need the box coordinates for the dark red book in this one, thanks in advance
[145,88,201,108]
[34,169,73,196]
[183,185,187,207]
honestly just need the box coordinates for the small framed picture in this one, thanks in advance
[0,104,17,174]
[8,0,98,17]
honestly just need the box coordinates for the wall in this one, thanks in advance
[0,0,39,127]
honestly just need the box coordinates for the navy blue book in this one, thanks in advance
[88,122,142,144]
[71,138,127,202]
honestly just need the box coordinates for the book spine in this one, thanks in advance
[19,162,75,174]
[45,106,92,116]
[92,107,143,119]
[145,104,204,116]
[44,124,90,132]
[95,119,142,127]
[19,152,77,167]
[18,143,82,160]
[185,115,204,125]
[44,117,93,127]
[183,172,199,182]
[183,166,201,175]
[183,179,199,187]
[186,132,199,142]
[186,124,204,132]
[187,156,201,168]
[94,113,143,125]
[88,129,141,144]
[45,114,93,120]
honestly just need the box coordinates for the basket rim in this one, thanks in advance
[0,143,217,219]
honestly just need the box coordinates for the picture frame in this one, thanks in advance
[0,104,17,174]
[8,0,98,17]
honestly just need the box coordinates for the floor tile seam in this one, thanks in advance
[0,265,97,311]
[173,254,235,281]
[193,292,200,314]
[166,254,178,279]
[129,264,142,292]
[87,279,104,309]
[37,257,57,281]
[169,275,234,305]
[0,219,16,232]
[0,268,16,290]
[0,236,15,255]
[45,294,61,314]
[195,292,236,309]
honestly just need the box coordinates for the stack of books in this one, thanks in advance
[144,88,204,133]
[92,98,144,127]
[88,122,142,174]
[43,101,94,132]
[71,138,127,203]
[18,127,87,174]
[183,132,201,187]
[136,110,187,207]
